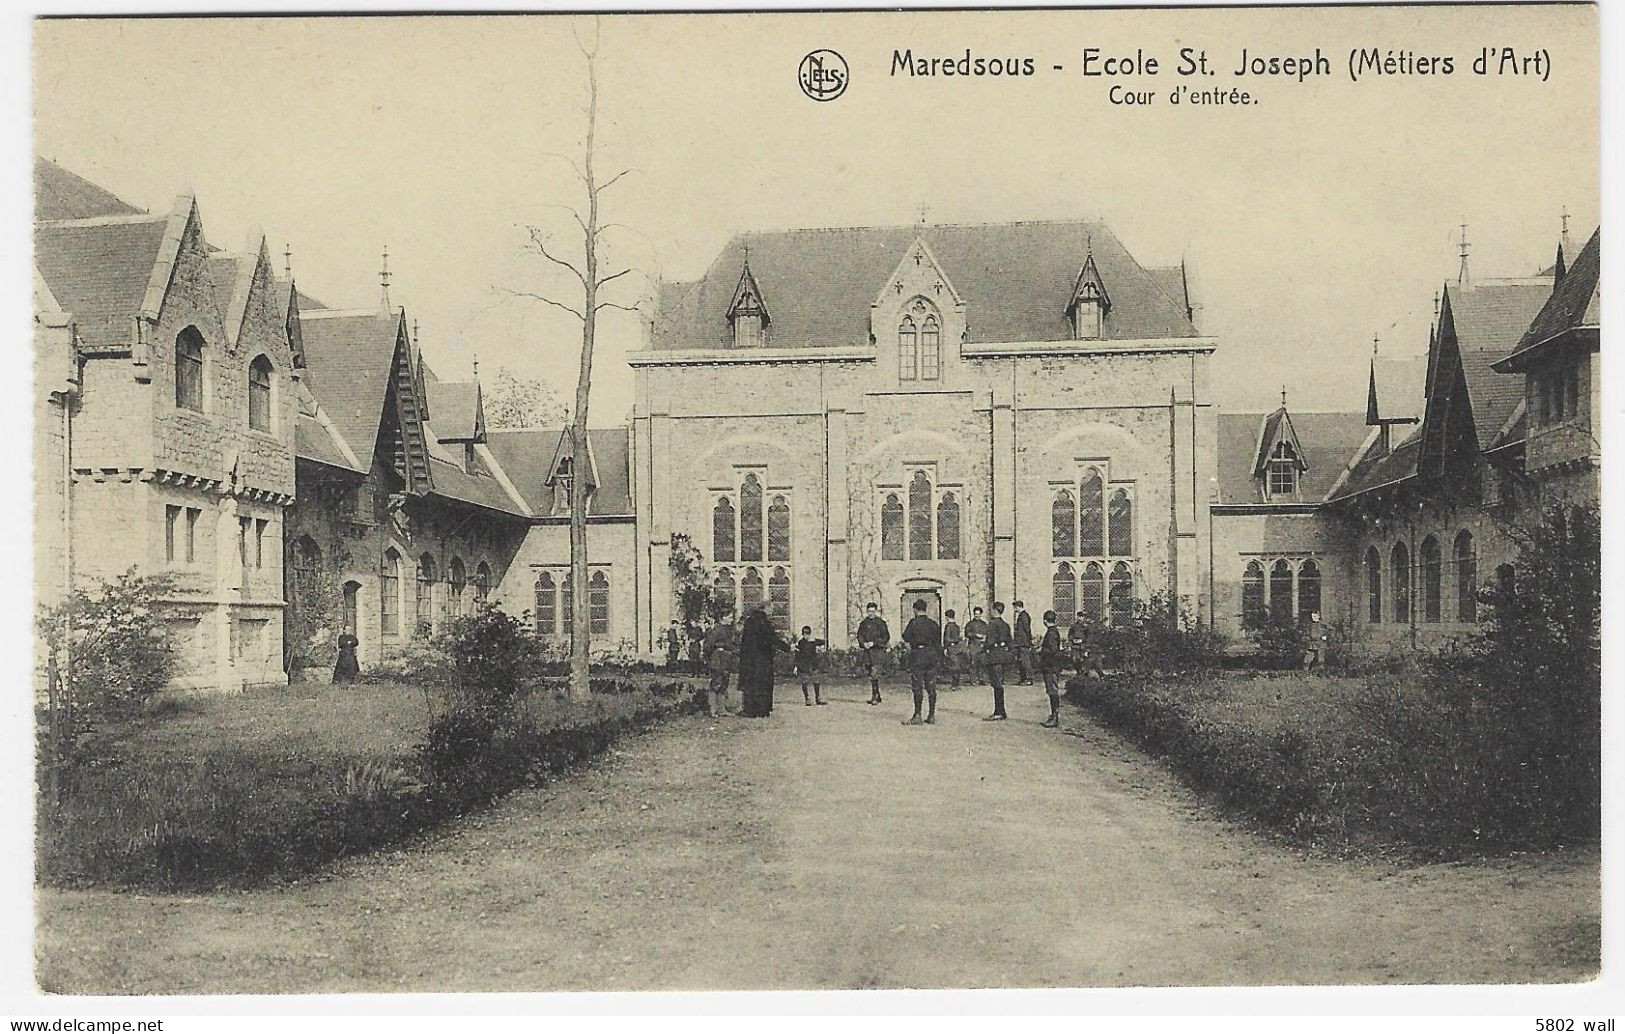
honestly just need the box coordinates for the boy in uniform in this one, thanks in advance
[794,626,828,705]
[856,602,891,705]
[941,609,964,688]
[1039,610,1066,728]
[702,612,738,717]
[962,606,989,684]
[982,602,1013,721]
[900,598,942,725]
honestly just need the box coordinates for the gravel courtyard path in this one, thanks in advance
[36,678,1599,993]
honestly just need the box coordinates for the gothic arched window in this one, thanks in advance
[175,327,205,412]
[1242,560,1266,629]
[768,567,791,635]
[1270,559,1294,623]
[1052,490,1076,558]
[898,316,918,381]
[740,567,764,616]
[1081,562,1105,623]
[535,572,556,635]
[936,492,960,560]
[1366,547,1382,623]
[920,315,941,380]
[248,355,273,431]
[907,470,933,561]
[712,497,736,563]
[739,474,763,562]
[880,493,904,560]
[1053,563,1076,626]
[448,557,466,619]
[1298,560,1322,623]
[1108,562,1134,625]
[416,555,437,636]
[1391,541,1411,624]
[1108,488,1134,556]
[1420,535,1442,623]
[767,495,791,562]
[380,548,401,635]
[1454,531,1477,622]
[588,571,610,635]
[1079,469,1104,555]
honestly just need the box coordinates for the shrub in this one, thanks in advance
[1249,611,1307,670]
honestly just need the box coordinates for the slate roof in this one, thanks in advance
[1146,264,1190,317]
[1214,410,1372,505]
[426,453,529,517]
[423,368,481,442]
[1498,227,1601,370]
[295,412,360,473]
[1445,281,1550,450]
[33,216,170,351]
[652,221,1200,350]
[35,157,143,222]
[297,310,402,471]
[1328,427,1423,501]
[485,428,634,517]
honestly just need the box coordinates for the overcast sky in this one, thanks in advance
[34,6,1598,425]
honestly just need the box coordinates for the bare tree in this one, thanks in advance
[505,20,638,698]
[484,366,568,430]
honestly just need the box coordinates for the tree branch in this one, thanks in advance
[595,300,642,314]
[524,226,588,287]
[595,267,635,290]
[593,168,635,197]
[496,286,584,322]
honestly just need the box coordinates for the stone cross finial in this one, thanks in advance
[1280,385,1288,408]
[380,245,392,311]
[283,243,292,278]
[1372,332,1380,357]
[1457,222,1471,286]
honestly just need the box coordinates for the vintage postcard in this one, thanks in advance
[20,0,1606,1012]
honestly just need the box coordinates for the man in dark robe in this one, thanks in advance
[738,609,788,718]
[900,598,942,725]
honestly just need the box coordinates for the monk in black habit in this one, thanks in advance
[738,608,789,718]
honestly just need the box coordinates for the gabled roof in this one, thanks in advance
[1327,426,1423,502]
[295,411,363,473]
[1496,227,1601,372]
[1438,281,1550,451]
[485,427,634,517]
[725,259,770,322]
[33,214,172,351]
[425,451,530,517]
[423,366,484,443]
[1215,410,1371,505]
[297,309,402,472]
[652,220,1200,350]
[34,157,143,222]
[1066,249,1111,317]
[1146,264,1191,319]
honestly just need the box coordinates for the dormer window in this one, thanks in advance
[1067,249,1110,341]
[551,456,573,514]
[1267,441,1298,498]
[726,258,769,348]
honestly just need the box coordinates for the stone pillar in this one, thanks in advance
[215,493,241,693]
[632,410,654,652]
[991,385,1016,604]
[646,412,673,645]
[825,406,849,646]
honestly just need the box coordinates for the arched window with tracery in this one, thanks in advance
[739,474,763,563]
[1108,488,1134,556]
[1391,542,1411,624]
[920,316,941,380]
[714,568,736,618]
[1454,531,1477,622]
[416,555,437,636]
[448,558,466,619]
[174,327,206,413]
[1420,535,1442,623]
[907,470,933,561]
[588,571,610,635]
[248,355,273,431]
[768,567,791,635]
[767,495,791,563]
[1079,469,1104,555]
[1298,560,1322,623]
[712,497,736,563]
[380,549,402,635]
[880,493,904,560]
[898,316,918,380]
[936,492,960,560]
[1053,563,1076,626]
[1081,562,1105,622]
[1366,547,1382,623]
[1242,561,1266,629]
[1052,490,1076,558]
[740,567,764,616]
[1108,562,1134,625]
[1270,559,1294,623]
[1268,441,1297,498]
[535,572,556,635]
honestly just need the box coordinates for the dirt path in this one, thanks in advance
[35,679,1599,993]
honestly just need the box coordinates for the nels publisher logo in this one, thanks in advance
[799,49,849,101]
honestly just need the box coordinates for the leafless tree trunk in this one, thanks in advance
[507,20,637,699]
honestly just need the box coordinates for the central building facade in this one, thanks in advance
[625,221,1218,647]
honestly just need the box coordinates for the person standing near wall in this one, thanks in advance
[982,601,1013,721]
[703,612,738,717]
[901,598,942,726]
[1038,610,1065,729]
[794,626,827,705]
[941,609,964,688]
[857,602,891,706]
[963,606,988,684]
[1012,600,1035,685]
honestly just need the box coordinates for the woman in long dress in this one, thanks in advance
[737,609,788,718]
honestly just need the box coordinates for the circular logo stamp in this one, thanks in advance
[798,49,849,102]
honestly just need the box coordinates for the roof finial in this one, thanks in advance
[380,245,392,312]
[1456,222,1471,287]
[1085,232,1094,258]
[1280,385,1288,409]
[1372,331,1380,358]
[1560,205,1572,253]
[472,355,479,380]
[1433,290,1441,321]
[413,316,419,343]
[282,242,292,279]
[917,203,928,229]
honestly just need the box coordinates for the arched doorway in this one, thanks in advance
[899,587,941,627]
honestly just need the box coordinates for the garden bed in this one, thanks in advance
[36,675,705,892]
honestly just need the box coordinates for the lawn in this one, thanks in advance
[37,673,704,891]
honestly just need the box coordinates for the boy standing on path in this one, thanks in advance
[1039,609,1065,728]
[1012,601,1035,684]
[901,598,942,725]
[963,606,988,684]
[702,613,738,717]
[794,626,828,705]
[857,602,891,706]
[982,601,1013,720]
[942,609,964,688]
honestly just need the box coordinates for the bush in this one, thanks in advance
[1249,611,1307,670]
